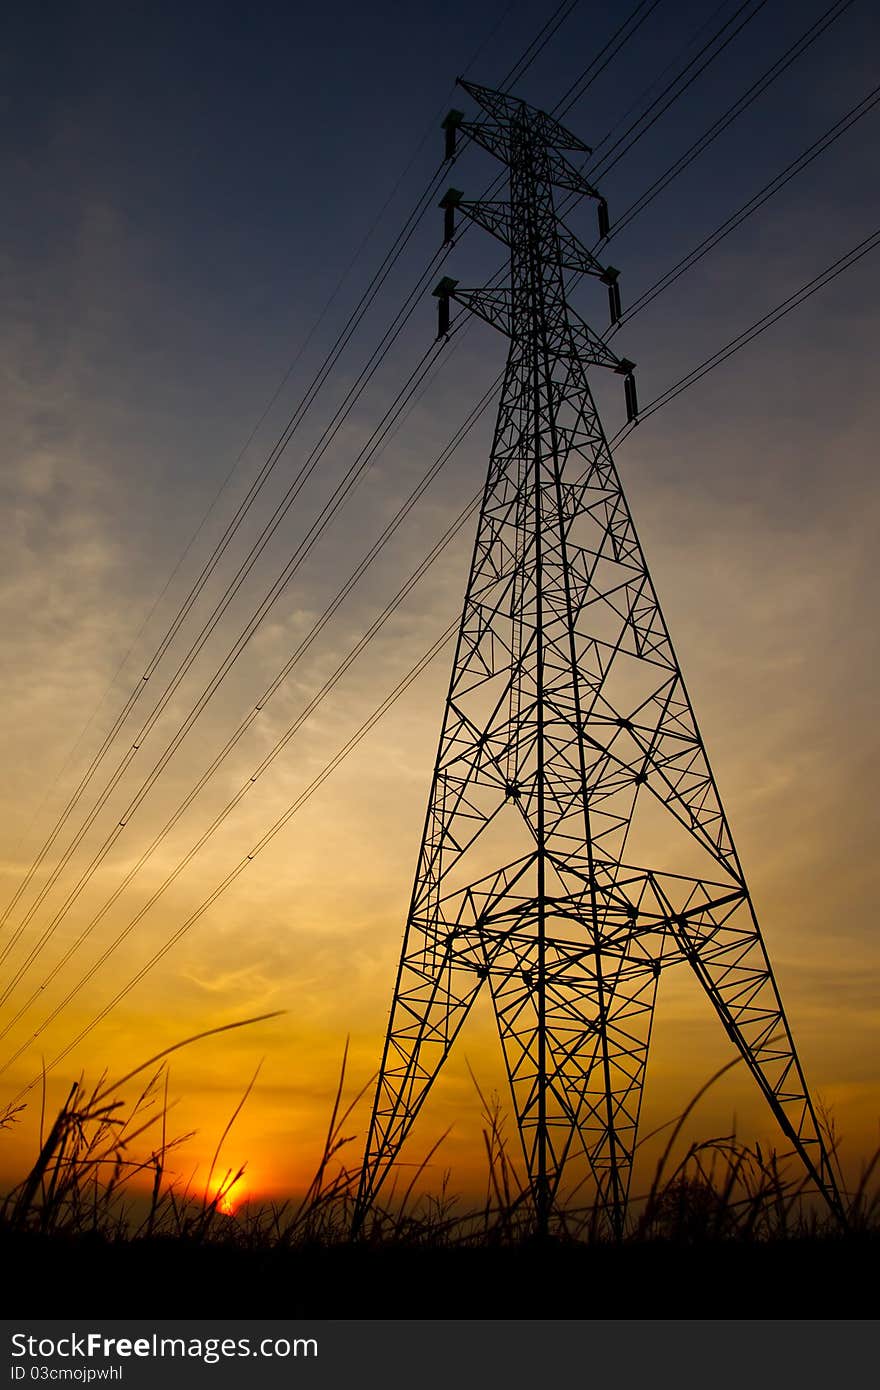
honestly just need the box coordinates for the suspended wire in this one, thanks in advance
[2,0,829,1007]
[425,0,666,247]
[403,0,667,344]
[28,0,535,854]
[7,616,460,1105]
[0,249,448,969]
[0,0,616,979]
[0,105,512,998]
[415,0,587,205]
[0,0,658,1067]
[0,0,591,961]
[4,127,465,898]
[0,166,449,937]
[10,216,877,1095]
[0,2,666,1067]
[555,0,666,118]
[541,0,868,357]
[555,74,880,333]
[1,264,494,1029]
[0,368,500,1051]
[0,324,498,1041]
[0,252,458,979]
[19,0,868,1073]
[499,0,582,91]
[586,0,772,181]
[608,225,880,447]
[0,316,450,1003]
[2,2,655,1005]
[517,0,859,257]
[604,0,860,238]
[0,484,485,1072]
[419,0,757,379]
[452,0,802,274]
[432,0,667,266]
[582,0,743,151]
[24,0,855,962]
[612,80,880,328]
[6,0,552,926]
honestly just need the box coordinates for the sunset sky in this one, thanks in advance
[1,0,878,1212]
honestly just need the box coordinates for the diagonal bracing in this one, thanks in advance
[356,78,843,1237]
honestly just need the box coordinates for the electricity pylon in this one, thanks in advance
[356,78,843,1237]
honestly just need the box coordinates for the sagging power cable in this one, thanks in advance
[0,0,591,983]
[10,210,876,1101]
[0,376,499,1051]
[609,225,880,447]
[611,80,880,329]
[604,0,859,239]
[0,304,448,999]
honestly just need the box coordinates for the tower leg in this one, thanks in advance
[487,930,660,1239]
[355,917,495,1225]
[669,897,844,1217]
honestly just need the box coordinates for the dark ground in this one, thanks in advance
[2,1230,875,1318]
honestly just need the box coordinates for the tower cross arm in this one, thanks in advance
[432,285,630,364]
[565,308,630,371]
[555,221,612,278]
[446,283,512,337]
[543,147,601,199]
[456,77,592,155]
[440,195,612,275]
[459,119,511,168]
[454,197,511,247]
[457,119,600,199]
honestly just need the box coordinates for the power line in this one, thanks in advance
[583,0,744,152]
[500,0,581,91]
[0,485,483,1072]
[0,0,684,1059]
[605,0,860,239]
[0,252,448,976]
[609,225,880,445]
[0,167,448,940]
[0,0,641,997]
[67,0,553,815]
[0,316,448,1002]
[468,0,832,256]
[0,376,499,1053]
[9,215,877,1099]
[587,0,772,182]
[433,1,676,254]
[11,0,866,1078]
[3,100,471,898]
[555,0,667,119]
[427,2,766,345]
[1,0,837,984]
[544,1,869,347]
[0,0,593,973]
[613,80,880,328]
[2,238,514,1005]
[7,618,460,1105]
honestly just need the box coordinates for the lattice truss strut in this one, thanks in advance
[357,79,841,1234]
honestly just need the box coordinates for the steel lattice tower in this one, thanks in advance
[356,79,842,1237]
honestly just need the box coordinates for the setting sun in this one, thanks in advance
[211,1175,246,1217]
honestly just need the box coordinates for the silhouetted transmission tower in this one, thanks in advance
[356,79,843,1237]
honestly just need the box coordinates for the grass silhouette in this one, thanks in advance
[1,1026,877,1317]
